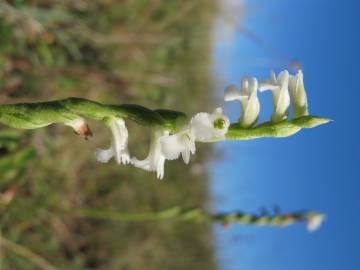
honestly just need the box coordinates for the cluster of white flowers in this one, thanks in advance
[95,69,309,179]
[96,108,230,179]
[224,69,309,126]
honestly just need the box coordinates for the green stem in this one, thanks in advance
[0,98,187,132]
[0,235,58,270]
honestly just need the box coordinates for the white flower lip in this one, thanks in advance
[259,70,290,123]
[190,107,230,141]
[160,127,196,164]
[96,118,130,165]
[289,69,309,118]
[131,127,196,179]
[131,130,168,179]
[224,77,260,128]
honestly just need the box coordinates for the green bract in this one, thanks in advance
[225,116,331,141]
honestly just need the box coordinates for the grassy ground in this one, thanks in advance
[0,1,217,269]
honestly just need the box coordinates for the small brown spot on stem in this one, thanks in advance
[74,123,93,140]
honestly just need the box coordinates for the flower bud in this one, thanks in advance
[259,70,290,123]
[224,77,260,128]
[289,70,309,118]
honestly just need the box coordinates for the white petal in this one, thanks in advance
[248,77,258,94]
[181,149,190,164]
[238,77,260,128]
[260,70,290,122]
[277,70,289,83]
[274,79,290,116]
[258,82,279,92]
[160,133,184,160]
[270,70,277,83]
[96,148,114,163]
[224,85,242,101]
[156,156,165,179]
[160,126,196,165]
[131,130,168,179]
[131,157,151,171]
[241,94,260,128]
[289,70,309,117]
[190,113,214,140]
[191,108,230,141]
[96,117,130,165]
[109,118,130,165]
[241,78,249,92]
[259,71,283,92]
[241,78,250,95]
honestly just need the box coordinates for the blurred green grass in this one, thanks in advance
[0,1,217,269]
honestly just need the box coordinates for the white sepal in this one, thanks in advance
[131,130,168,179]
[190,107,230,141]
[224,77,260,128]
[289,70,309,118]
[160,128,196,164]
[259,70,290,123]
[96,118,130,165]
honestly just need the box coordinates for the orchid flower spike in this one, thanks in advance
[96,118,130,165]
[190,107,230,141]
[224,77,260,128]
[131,130,168,179]
[259,70,290,123]
[306,212,325,232]
[289,70,309,118]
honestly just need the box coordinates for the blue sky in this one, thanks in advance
[210,0,360,269]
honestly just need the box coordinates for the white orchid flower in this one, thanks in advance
[289,70,309,118]
[307,213,325,232]
[129,107,230,179]
[160,127,196,164]
[224,77,260,128]
[131,107,229,179]
[96,118,130,165]
[190,107,230,141]
[259,70,290,123]
[131,130,168,179]
[131,127,196,179]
